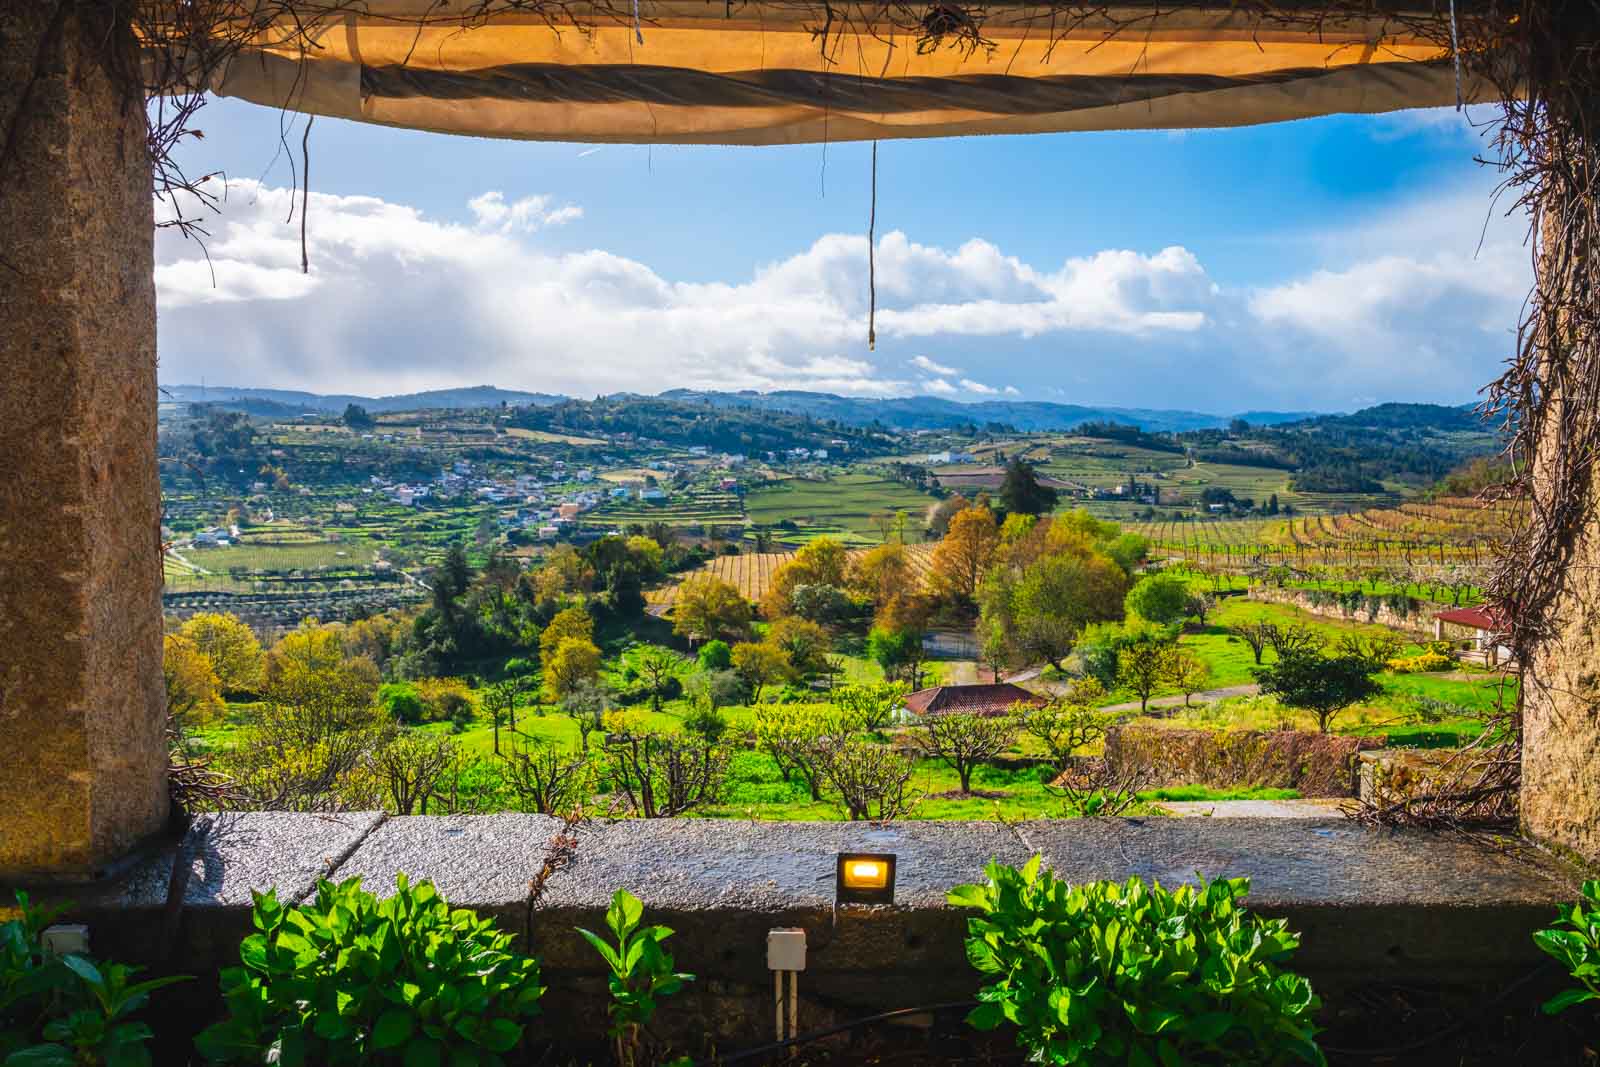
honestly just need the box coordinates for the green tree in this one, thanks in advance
[730,641,791,702]
[628,644,686,712]
[179,611,265,693]
[696,639,732,671]
[672,573,751,644]
[831,680,911,732]
[1115,630,1178,713]
[544,638,602,703]
[342,402,375,428]
[1123,572,1193,626]
[914,712,1019,794]
[484,658,539,754]
[1166,648,1210,706]
[1018,684,1118,772]
[866,626,928,687]
[999,458,1060,517]
[163,633,224,727]
[1254,651,1382,733]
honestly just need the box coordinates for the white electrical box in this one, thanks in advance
[41,924,89,957]
[767,928,807,972]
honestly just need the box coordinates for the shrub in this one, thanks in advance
[2,893,185,1066]
[681,703,730,743]
[696,640,732,671]
[197,875,543,1065]
[1533,880,1600,1016]
[1385,651,1454,674]
[949,862,1324,1066]
[1105,726,1383,797]
[376,682,427,724]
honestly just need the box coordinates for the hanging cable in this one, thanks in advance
[299,115,314,273]
[867,139,878,350]
[1448,0,1462,110]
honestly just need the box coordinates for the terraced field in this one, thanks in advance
[1125,496,1518,572]
[584,490,744,531]
[743,472,939,545]
[647,542,938,608]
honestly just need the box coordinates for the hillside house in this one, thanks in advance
[902,683,1048,719]
[1434,607,1513,668]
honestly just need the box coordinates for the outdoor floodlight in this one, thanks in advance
[836,852,896,906]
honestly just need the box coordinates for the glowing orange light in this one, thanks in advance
[845,860,887,888]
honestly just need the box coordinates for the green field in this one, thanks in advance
[743,471,938,545]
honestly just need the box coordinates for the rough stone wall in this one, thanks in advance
[1522,412,1600,865]
[0,7,167,879]
[1246,586,1438,638]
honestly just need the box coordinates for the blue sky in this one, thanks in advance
[158,97,1521,414]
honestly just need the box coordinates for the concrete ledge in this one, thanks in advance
[11,815,1581,1049]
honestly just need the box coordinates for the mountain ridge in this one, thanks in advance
[163,383,1475,435]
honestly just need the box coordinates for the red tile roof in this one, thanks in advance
[903,683,1047,718]
[1435,607,1499,631]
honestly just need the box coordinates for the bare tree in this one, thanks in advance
[913,712,1018,794]
[1267,623,1326,660]
[501,736,592,814]
[1165,649,1210,707]
[1051,757,1150,817]
[560,678,609,751]
[602,731,729,817]
[430,753,495,815]
[1228,621,1278,665]
[629,644,686,712]
[368,733,457,815]
[814,738,920,821]
[483,659,539,755]
[1019,696,1121,772]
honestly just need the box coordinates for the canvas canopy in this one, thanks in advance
[153,2,1474,144]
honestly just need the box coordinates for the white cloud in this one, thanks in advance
[909,355,959,376]
[1243,182,1529,404]
[467,191,583,234]
[151,177,1530,411]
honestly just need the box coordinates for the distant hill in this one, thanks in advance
[1178,402,1497,493]
[162,384,564,413]
[1277,402,1485,434]
[660,389,1317,434]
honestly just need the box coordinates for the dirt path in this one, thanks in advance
[1100,684,1261,714]
[1156,798,1347,818]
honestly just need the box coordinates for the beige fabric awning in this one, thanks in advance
[151,2,1475,144]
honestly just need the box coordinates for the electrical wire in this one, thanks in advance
[693,1000,978,1066]
[867,140,878,351]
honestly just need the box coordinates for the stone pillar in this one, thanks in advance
[1519,99,1600,865]
[0,6,168,880]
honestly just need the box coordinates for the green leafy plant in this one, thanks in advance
[948,860,1324,1066]
[197,874,543,1066]
[1533,880,1600,1015]
[7,956,187,1067]
[576,890,692,1067]
[1,893,184,1067]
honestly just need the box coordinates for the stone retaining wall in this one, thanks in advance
[9,812,1578,1053]
[1246,585,1446,636]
